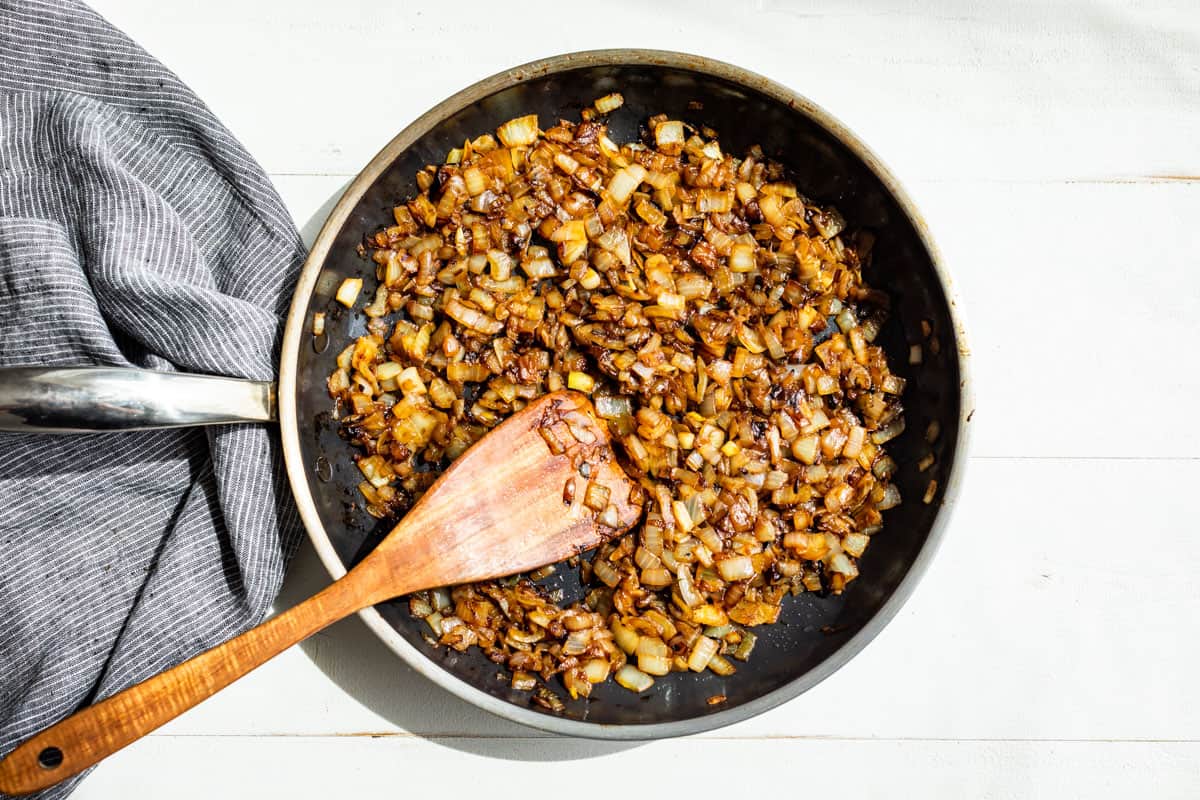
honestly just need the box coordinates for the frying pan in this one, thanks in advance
[0,50,973,737]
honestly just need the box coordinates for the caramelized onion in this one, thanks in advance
[329,98,906,703]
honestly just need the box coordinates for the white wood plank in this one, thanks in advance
[156,458,1200,741]
[88,0,1200,181]
[73,735,1200,800]
[911,179,1200,459]
[271,173,1200,459]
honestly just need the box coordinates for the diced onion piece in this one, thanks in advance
[637,653,671,676]
[593,92,624,113]
[707,654,737,676]
[496,114,539,147]
[592,558,620,588]
[568,371,595,393]
[843,532,870,558]
[871,418,905,445]
[615,664,655,692]
[583,481,611,512]
[444,296,503,335]
[878,483,902,510]
[691,604,728,626]
[611,620,640,654]
[335,277,362,307]
[792,434,819,465]
[716,555,755,582]
[687,635,719,672]
[655,120,685,151]
[312,312,326,336]
[606,164,647,205]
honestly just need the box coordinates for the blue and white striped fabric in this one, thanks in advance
[0,2,305,795]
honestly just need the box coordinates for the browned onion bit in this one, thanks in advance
[329,97,906,701]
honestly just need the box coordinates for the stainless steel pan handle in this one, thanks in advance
[0,367,275,433]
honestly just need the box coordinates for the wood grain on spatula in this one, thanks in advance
[0,390,642,796]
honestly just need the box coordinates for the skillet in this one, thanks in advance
[0,50,973,738]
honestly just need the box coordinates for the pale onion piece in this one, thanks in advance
[676,565,703,607]
[462,166,487,196]
[584,659,611,683]
[634,546,662,571]
[792,434,819,465]
[636,636,669,658]
[397,366,426,396]
[691,604,728,626]
[871,417,905,445]
[878,483,902,510]
[829,552,858,578]
[496,114,539,147]
[312,312,326,336]
[695,525,723,554]
[374,361,403,382]
[909,344,923,364]
[655,120,685,150]
[363,285,389,318]
[511,671,537,691]
[594,395,632,420]
[731,630,757,661]
[335,277,362,307]
[687,635,719,672]
[615,664,655,692]
[611,620,640,654]
[640,567,672,588]
[926,419,941,443]
[707,654,737,676]
[843,425,866,460]
[918,452,935,472]
[697,189,733,213]
[523,251,559,280]
[637,653,671,676]
[553,151,580,175]
[881,374,906,395]
[606,164,647,205]
[671,500,695,532]
[578,268,602,290]
[836,307,857,333]
[432,587,453,612]
[762,326,786,361]
[593,92,624,113]
[443,296,503,335]
[592,557,620,587]
[843,532,870,558]
[567,370,596,393]
[486,249,514,280]
[446,361,490,383]
[736,320,766,353]
[716,555,755,582]
[583,481,611,512]
[923,479,939,504]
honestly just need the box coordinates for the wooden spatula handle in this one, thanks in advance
[0,573,373,795]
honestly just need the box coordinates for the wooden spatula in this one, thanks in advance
[0,390,643,795]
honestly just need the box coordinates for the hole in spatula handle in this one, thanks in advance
[37,747,63,769]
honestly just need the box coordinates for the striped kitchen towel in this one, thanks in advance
[0,1,306,796]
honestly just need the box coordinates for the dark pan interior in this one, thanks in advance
[292,62,962,727]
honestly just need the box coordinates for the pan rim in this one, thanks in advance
[278,48,975,739]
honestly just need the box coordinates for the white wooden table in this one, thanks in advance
[77,1,1200,796]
